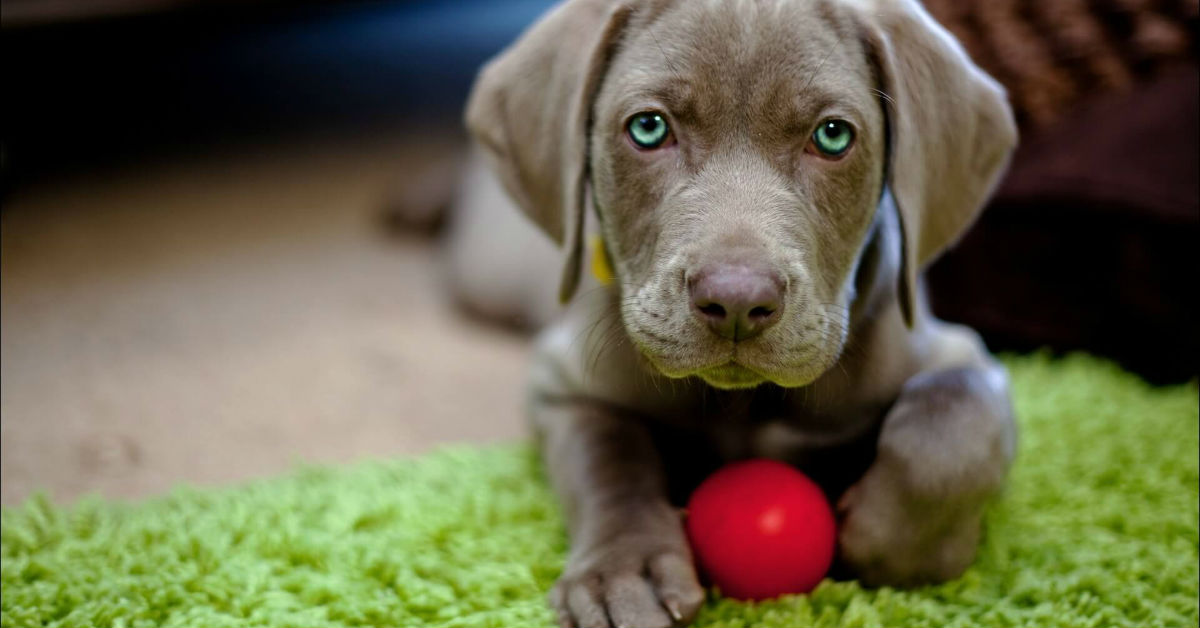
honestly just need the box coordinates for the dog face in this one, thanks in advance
[590,0,886,388]
[466,0,1016,389]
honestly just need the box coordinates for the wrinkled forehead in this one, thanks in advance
[607,0,876,126]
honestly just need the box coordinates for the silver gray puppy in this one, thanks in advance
[452,0,1018,626]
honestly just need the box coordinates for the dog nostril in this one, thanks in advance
[747,306,774,320]
[698,303,727,319]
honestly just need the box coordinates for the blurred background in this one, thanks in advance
[2,0,1196,505]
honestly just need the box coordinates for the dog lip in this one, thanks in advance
[632,332,785,387]
[697,361,767,389]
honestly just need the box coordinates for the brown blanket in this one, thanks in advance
[924,0,1198,382]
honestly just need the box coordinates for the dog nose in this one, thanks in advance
[689,264,784,341]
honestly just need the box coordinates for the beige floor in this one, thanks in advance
[0,128,531,505]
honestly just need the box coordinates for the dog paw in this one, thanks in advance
[550,539,705,628]
[836,464,985,587]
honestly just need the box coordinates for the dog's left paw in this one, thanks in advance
[835,458,985,587]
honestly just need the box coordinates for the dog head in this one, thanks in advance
[467,0,1016,389]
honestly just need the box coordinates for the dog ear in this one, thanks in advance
[850,0,1017,327]
[465,0,634,304]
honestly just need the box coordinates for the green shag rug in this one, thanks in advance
[2,353,1198,627]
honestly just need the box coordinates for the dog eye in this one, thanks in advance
[810,119,855,157]
[626,112,672,149]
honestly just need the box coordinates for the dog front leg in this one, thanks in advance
[836,326,1017,586]
[535,398,705,628]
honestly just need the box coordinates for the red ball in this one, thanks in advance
[685,459,836,600]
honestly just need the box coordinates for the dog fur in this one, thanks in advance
[453,1,1018,626]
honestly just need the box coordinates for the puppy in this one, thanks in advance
[456,0,1018,626]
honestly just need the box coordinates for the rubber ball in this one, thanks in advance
[684,459,836,600]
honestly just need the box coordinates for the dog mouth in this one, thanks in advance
[637,338,835,390]
[624,291,845,390]
[695,361,768,390]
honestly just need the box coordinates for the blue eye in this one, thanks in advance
[812,120,854,156]
[627,112,671,149]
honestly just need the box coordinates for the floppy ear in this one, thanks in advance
[465,0,634,304]
[850,0,1017,327]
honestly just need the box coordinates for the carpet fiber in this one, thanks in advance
[3,354,1198,627]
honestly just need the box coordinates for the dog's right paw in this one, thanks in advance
[550,539,705,628]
